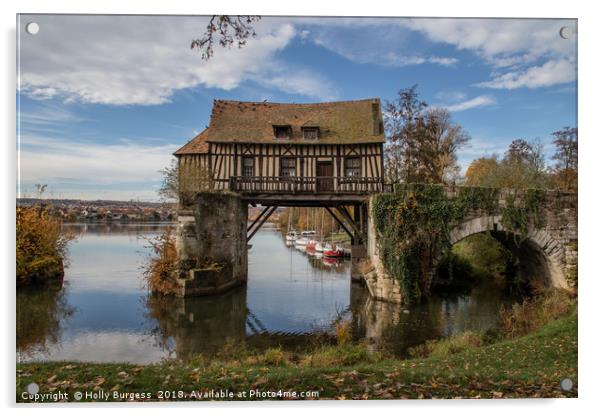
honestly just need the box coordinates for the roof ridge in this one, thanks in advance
[213,98,381,106]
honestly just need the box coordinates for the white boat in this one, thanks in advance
[285,231,298,241]
[301,230,316,237]
[314,242,324,252]
[295,237,309,246]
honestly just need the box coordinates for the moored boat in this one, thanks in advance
[295,237,309,246]
[315,241,324,252]
[285,230,298,241]
[323,244,344,258]
[322,256,342,266]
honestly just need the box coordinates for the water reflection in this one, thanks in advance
[17,285,75,359]
[350,279,517,357]
[146,289,248,359]
[17,222,521,363]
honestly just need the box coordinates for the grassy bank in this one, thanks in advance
[17,310,577,402]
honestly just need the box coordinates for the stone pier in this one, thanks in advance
[174,192,248,297]
[358,197,403,303]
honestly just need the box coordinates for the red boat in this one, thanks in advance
[323,244,344,258]
[322,257,341,266]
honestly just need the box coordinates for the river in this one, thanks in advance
[17,223,519,364]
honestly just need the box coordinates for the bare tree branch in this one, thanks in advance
[191,15,261,60]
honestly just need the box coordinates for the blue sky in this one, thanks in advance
[17,15,577,201]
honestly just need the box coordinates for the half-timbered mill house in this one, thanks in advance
[174,98,386,204]
[172,99,386,297]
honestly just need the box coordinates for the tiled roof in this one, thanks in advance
[174,98,385,154]
[173,129,209,155]
[208,98,385,144]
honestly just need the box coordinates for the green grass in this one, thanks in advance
[408,331,484,358]
[16,311,577,402]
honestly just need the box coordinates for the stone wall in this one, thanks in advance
[174,192,248,297]
[357,197,403,303]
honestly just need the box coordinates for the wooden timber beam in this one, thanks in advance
[334,205,364,241]
[247,205,271,232]
[247,206,277,242]
[324,206,354,241]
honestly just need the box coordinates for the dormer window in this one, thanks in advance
[273,125,292,139]
[302,127,319,140]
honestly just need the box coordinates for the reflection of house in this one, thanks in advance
[174,99,386,201]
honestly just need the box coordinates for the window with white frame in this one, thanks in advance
[279,158,296,177]
[344,157,361,177]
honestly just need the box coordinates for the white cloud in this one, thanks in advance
[380,53,458,68]
[19,15,335,105]
[435,91,467,102]
[19,105,87,126]
[19,134,175,186]
[302,19,458,69]
[476,59,576,89]
[401,18,575,62]
[427,56,459,67]
[255,68,338,100]
[400,18,577,89]
[444,95,496,112]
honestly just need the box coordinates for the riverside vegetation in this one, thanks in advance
[142,227,180,295]
[16,204,74,286]
[142,226,225,296]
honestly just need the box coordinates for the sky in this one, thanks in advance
[16,15,577,201]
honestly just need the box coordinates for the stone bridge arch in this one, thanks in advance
[360,186,577,304]
[446,215,568,289]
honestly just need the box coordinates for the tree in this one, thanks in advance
[500,139,548,188]
[465,156,500,186]
[505,139,545,170]
[418,108,471,183]
[159,158,215,205]
[191,16,261,60]
[550,127,578,192]
[463,139,549,189]
[383,85,427,183]
[158,159,179,201]
[383,85,470,184]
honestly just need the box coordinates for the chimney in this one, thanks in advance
[371,99,381,135]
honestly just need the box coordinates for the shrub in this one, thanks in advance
[16,205,73,285]
[499,288,576,338]
[334,320,352,346]
[255,347,289,366]
[143,227,180,295]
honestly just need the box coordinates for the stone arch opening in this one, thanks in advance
[443,216,568,290]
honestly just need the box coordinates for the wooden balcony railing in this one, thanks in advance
[229,176,386,194]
